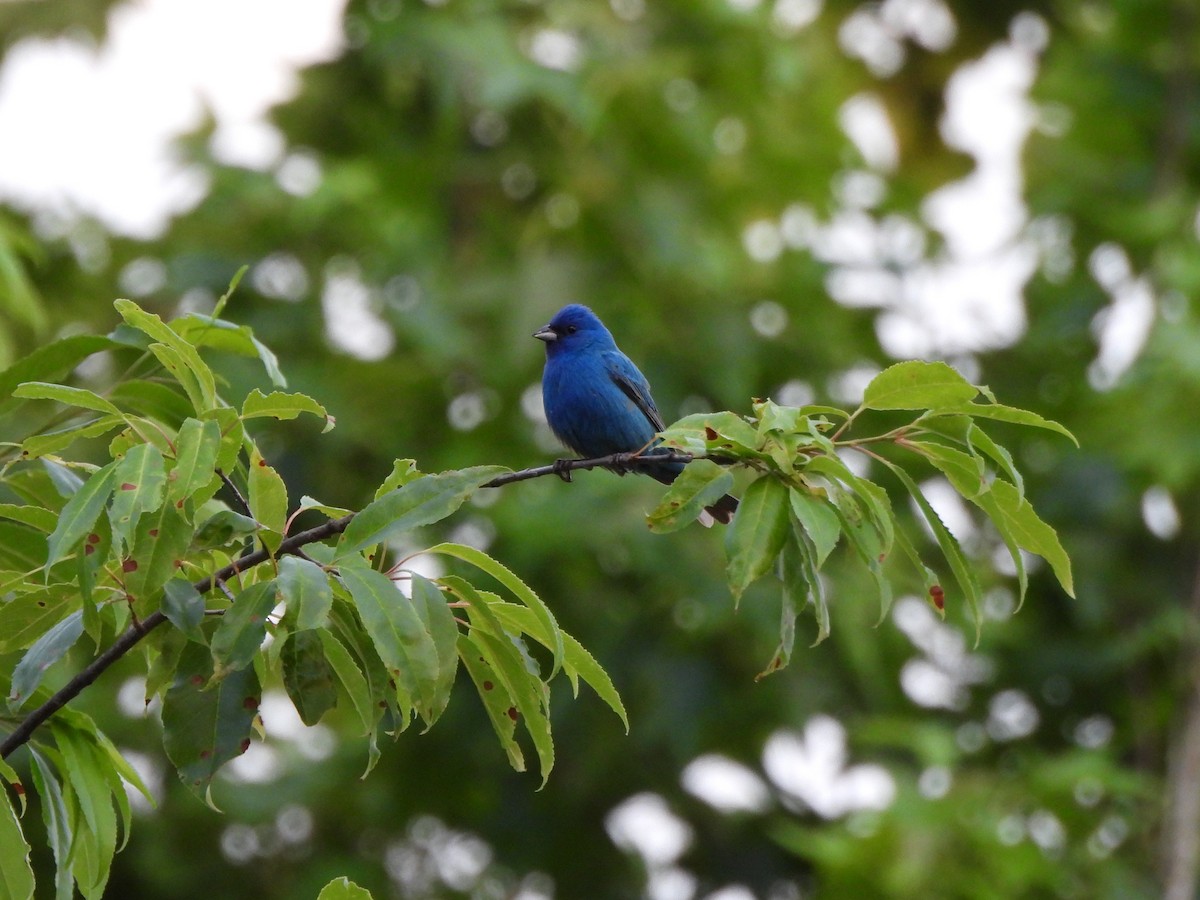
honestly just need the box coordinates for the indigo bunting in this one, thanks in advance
[534,304,738,525]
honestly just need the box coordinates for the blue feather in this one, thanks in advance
[534,304,737,524]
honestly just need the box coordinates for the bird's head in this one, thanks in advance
[533,304,615,355]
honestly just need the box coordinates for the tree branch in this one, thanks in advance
[0,450,692,760]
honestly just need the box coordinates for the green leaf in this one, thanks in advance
[107,443,166,550]
[472,627,554,785]
[425,542,563,677]
[168,417,222,507]
[0,783,34,900]
[114,300,217,412]
[930,402,1078,445]
[191,508,258,550]
[459,632,524,772]
[241,389,333,431]
[0,334,116,409]
[658,411,762,457]
[173,313,287,387]
[8,610,84,709]
[340,565,440,725]
[210,581,278,679]
[124,503,193,618]
[0,503,57,532]
[108,379,192,424]
[336,467,507,558]
[29,750,73,900]
[247,448,288,546]
[317,876,376,900]
[908,440,988,499]
[483,598,628,732]
[161,578,206,641]
[646,459,735,532]
[883,460,983,636]
[725,476,790,602]
[162,642,261,803]
[20,416,124,460]
[862,361,979,411]
[788,487,841,566]
[12,381,121,416]
[409,573,461,729]
[45,460,118,572]
[374,459,421,499]
[281,630,339,726]
[0,585,76,653]
[317,630,377,739]
[52,726,117,896]
[760,541,801,678]
[278,556,333,630]
[988,480,1075,598]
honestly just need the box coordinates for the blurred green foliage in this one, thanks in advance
[1,0,1198,897]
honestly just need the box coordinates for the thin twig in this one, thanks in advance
[0,450,698,759]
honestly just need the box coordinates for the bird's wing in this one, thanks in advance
[604,351,666,433]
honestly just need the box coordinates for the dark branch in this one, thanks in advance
[1,450,707,760]
[1,513,353,760]
[482,449,695,488]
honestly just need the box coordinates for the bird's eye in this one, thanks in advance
[566,325,578,335]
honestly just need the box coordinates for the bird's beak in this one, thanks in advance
[533,326,557,342]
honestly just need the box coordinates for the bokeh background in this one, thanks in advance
[0,0,1197,897]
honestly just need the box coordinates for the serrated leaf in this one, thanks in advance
[409,573,461,729]
[162,642,260,803]
[124,504,193,618]
[108,379,192,424]
[45,460,118,572]
[191,509,258,550]
[931,402,1078,445]
[161,578,205,641]
[484,598,628,732]
[646,459,735,533]
[0,503,57,532]
[908,440,988,499]
[471,627,553,785]
[336,467,507,558]
[248,449,288,547]
[114,300,216,412]
[107,443,166,550]
[20,416,124,459]
[0,586,76,653]
[29,750,73,900]
[0,334,116,409]
[52,727,117,896]
[340,565,440,725]
[317,876,376,900]
[425,542,563,677]
[210,581,277,679]
[278,556,333,630]
[374,459,421,499]
[281,630,338,726]
[316,630,377,740]
[988,480,1074,598]
[862,361,979,411]
[169,417,221,507]
[173,313,287,387]
[8,610,84,708]
[12,381,122,416]
[658,411,762,457]
[884,460,983,637]
[459,632,524,771]
[725,476,790,602]
[242,389,333,431]
[0,783,34,900]
[789,487,841,566]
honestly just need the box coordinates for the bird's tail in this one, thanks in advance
[704,493,738,526]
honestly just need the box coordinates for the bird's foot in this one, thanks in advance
[552,458,574,482]
[609,451,637,475]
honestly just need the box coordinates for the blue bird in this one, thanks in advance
[534,304,738,525]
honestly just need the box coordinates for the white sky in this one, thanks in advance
[0,0,346,238]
